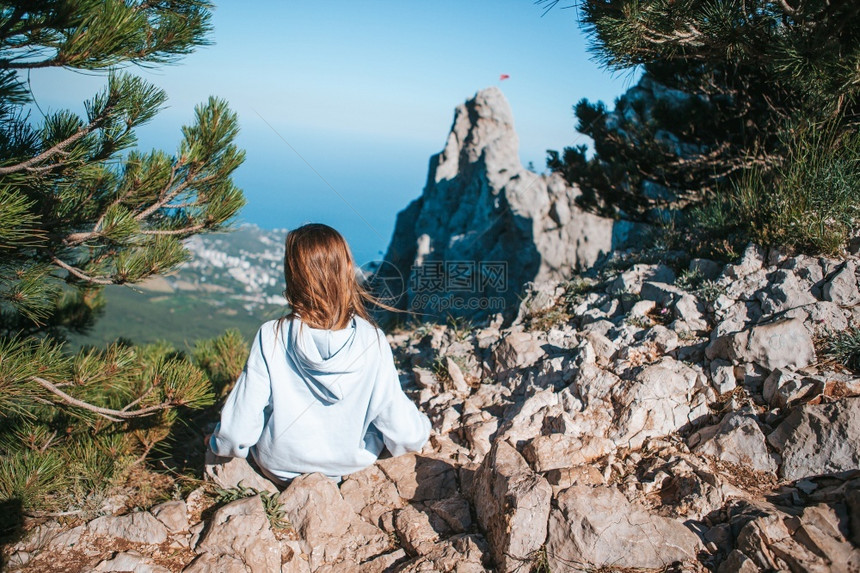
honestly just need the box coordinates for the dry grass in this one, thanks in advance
[708,458,779,497]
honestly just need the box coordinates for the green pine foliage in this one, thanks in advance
[545,0,860,253]
[0,341,210,511]
[192,328,248,398]
[0,1,248,531]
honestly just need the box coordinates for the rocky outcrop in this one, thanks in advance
[9,242,860,573]
[7,245,860,572]
[382,87,632,322]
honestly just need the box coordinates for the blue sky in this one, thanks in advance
[34,1,639,264]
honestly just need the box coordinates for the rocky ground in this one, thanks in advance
[5,243,860,572]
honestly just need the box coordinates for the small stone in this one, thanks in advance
[444,356,470,393]
[522,434,614,473]
[94,551,170,573]
[823,262,860,306]
[609,264,676,295]
[204,449,279,494]
[691,409,777,474]
[690,258,723,280]
[710,358,737,394]
[151,500,189,534]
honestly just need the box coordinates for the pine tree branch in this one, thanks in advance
[0,105,114,175]
[0,57,68,70]
[134,165,221,222]
[120,384,154,412]
[31,375,176,421]
[50,255,115,286]
[38,430,58,453]
[163,200,201,209]
[64,165,215,245]
[131,169,218,224]
[134,163,185,220]
[140,224,205,236]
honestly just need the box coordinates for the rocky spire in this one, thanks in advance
[383,87,629,322]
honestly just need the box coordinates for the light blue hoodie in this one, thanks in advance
[210,315,431,481]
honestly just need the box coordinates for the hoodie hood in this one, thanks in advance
[285,316,366,404]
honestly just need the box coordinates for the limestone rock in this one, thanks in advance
[515,281,565,323]
[722,244,767,281]
[444,356,471,393]
[706,318,815,371]
[690,410,777,474]
[721,497,860,572]
[382,87,623,322]
[393,505,445,556]
[277,473,390,570]
[183,553,247,573]
[195,495,281,573]
[204,449,279,494]
[471,440,551,572]
[94,551,170,573]
[391,534,489,573]
[376,453,459,502]
[801,301,850,335]
[691,258,723,280]
[462,414,499,461]
[428,496,472,534]
[150,500,189,534]
[581,331,617,362]
[609,263,676,295]
[640,281,686,306]
[762,368,821,409]
[491,330,546,374]
[546,485,701,570]
[673,293,709,332]
[612,357,707,449]
[823,261,860,306]
[759,269,817,314]
[710,358,738,394]
[86,511,168,545]
[339,464,403,526]
[522,434,614,473]
[768,397,860,480]
[413,367,440,392]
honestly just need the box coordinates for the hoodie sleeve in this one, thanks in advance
[210,327,272,459]
[370,335,432,457]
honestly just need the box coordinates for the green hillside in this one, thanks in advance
[69,286,287,350]
[66,225,289,351]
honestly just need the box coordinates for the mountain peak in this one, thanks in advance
[434,87,518,184]
[382,89,630,323]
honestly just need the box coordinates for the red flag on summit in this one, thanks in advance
[499,74,510,81]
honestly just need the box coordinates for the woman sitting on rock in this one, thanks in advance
[208,223,430,485]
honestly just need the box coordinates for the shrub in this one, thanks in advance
[822,327,860,373]
[693,125,860,256]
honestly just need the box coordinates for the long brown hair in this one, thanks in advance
[281,223,391,330]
